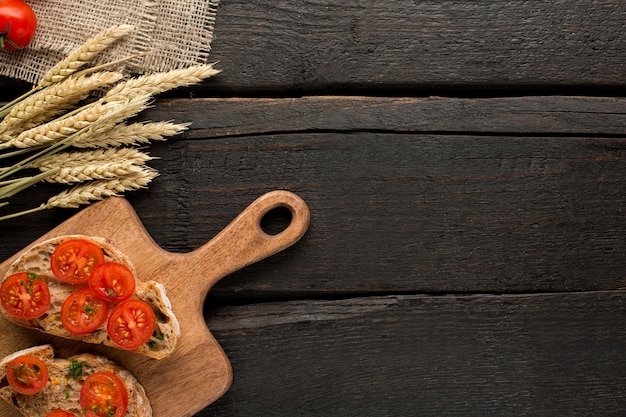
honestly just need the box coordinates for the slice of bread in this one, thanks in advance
[0,344,152,417]
[1,235,180,359]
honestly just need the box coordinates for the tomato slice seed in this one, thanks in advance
[107,300,156,350]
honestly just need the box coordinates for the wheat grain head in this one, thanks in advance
[38,24,135,88]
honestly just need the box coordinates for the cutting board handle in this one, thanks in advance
[189,190,310,292]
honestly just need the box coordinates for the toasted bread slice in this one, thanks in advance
[1,235,180,359]
[0,344,151,417]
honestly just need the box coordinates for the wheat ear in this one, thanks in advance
[44,169,158,208]
[5,95,152,149]
[34,149,154,184]
[74,121,189,148]
[104,64,221,102]
[34,148,153,168]
[0,72,124,138]
[37,24,135,88]
[0,168,158,221]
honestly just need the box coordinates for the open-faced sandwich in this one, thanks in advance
[0,344,151,417]
[0,235,180,359]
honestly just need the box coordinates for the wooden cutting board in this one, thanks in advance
[0,190,310,417]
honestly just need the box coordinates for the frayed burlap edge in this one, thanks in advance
[0,0,219,85]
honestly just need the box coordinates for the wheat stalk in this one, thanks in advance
[37,24,135,88]
[4,95,152,149]
[34,148,153,168]
[34,148,154,184]
[45,169,158,208]
[0,23,222,222]
[74,121,188,148]
[104,64,221,102]
[0,169,158,221]
[42,161,147,184]
[0,71,124,139]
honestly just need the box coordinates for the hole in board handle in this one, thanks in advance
[260,206,293,236]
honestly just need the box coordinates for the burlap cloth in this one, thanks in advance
[0,0,219,85]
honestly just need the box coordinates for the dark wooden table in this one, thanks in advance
[2,1,626,415]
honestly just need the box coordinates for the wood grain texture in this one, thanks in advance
[200,292,626,416]
[1,96,626,298]
[0,191,309,417]
[142,130,626,298]
[1,1,626,94]
[0,1,625,415]
[142,96,626,138]
[204,0,626,94]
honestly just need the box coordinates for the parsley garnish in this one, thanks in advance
[68,359,87,379]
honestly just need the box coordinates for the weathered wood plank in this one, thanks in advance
[156,132,626,297]
[199,292,626,416]
[142,96,626,137]
[1,1,626,93]
[205,0,626,93]
[2,96,626,296]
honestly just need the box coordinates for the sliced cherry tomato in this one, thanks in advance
[88,262,135,303]
[51,238,105,285]
[0,272,50,319]
[60,287,109,334]
[107,299,156,350]
[80,372,128,417]
[45,411,77,417]
[6,355,48,395]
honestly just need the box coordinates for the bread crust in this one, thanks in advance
[1,235,180,359]
[0,344,152,417]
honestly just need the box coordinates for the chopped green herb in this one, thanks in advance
[27,273,42,284]
[82,304,95,315]
[14,364,29,384]
[68,359,87,379]
[152,328,165,341]
[106,288,117,298]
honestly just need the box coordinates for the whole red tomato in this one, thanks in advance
[0,0,37,50]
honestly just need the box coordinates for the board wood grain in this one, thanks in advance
[0,191,310,417]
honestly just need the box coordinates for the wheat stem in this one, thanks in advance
[0,146,44,160]
[0,168,60,200]
[72,51,150,78]
[0,168,158,222]
[0,206,45,221]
